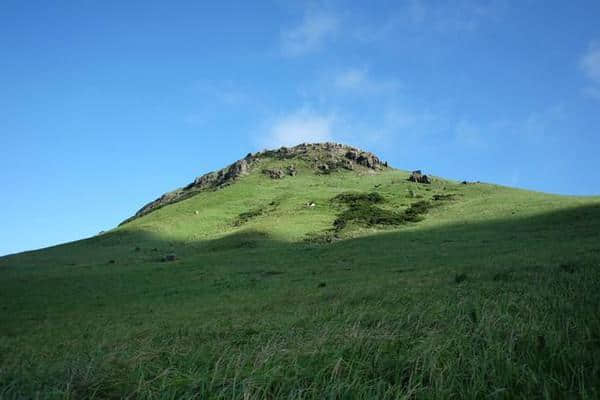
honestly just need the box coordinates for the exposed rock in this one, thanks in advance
[286,165,297,176]
[317,163,330,173]
[341,159,354,170]
[345,149,384,169]
[346,149,384,169]
[263,168,285,179]
[356,154,375,168]
[408,170,431,184]
[262,143,387,171]
[263,165,296,179]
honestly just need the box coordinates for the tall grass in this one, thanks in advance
[1,160,599,398]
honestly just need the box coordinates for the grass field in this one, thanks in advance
[1,153,600,399]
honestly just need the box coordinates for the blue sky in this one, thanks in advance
[1,0,600,255]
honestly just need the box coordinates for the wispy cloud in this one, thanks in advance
[334,68,367,90]
[452,105,566,149]
[280,11,339,57]
[580,41,600,100]
[353,0,505,42]
[426,0,504,32]
[334,68,400,94]
[262,108,335,148]
[280,2,503,57]
[581,42,600,83]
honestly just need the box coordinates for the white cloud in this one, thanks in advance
[581,42,600,83]
[263,109,334,147]
[335,68,367,89]
[580,42,600,100]
[333,68,400,94]
[426,0,505,32]
[281,12,338,57]
[353,0,505,42]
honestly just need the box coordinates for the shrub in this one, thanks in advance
[331,192,385,206]
[331,192,433,231]
[234,208,264,226]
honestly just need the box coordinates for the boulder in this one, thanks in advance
[317,163,330,173]
[286,165,297,176]
[346,149,384,169]
[345,150,358,160]
[356,155,373,168]
[408,170,431,184]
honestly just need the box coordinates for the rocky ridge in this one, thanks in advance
[120,143,388,225]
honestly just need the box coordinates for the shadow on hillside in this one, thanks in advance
[2,201,599,271]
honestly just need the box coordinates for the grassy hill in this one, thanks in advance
[1,143,600,399]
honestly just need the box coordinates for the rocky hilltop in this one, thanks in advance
[120,143,388,225]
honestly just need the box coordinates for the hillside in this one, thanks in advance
[1,143,600,399]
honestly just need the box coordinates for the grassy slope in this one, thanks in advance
[1,157,600,399]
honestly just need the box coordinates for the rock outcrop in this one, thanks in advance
[260,143,387,171]
[263,168,286,179]
[408,170,431,184]
[262,165,297,179]
[286,165,297,176]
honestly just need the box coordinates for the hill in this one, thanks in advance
[1,143,600,399]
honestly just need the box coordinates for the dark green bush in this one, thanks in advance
[432,194,456,201]
[331,192,385,206]
[331,192,432,230]
[234,208,264,226]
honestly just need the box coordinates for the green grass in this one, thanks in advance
[1,156,600,399]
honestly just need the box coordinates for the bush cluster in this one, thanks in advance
[331,192,432,230]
